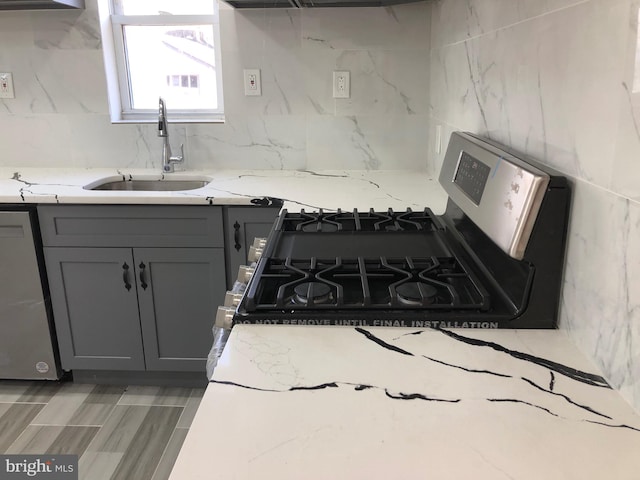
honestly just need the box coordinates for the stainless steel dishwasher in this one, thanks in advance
[0,205,60,380]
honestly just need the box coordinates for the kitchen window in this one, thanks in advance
[98,0,224,123]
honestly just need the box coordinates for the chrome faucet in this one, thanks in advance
[158,97,184,173]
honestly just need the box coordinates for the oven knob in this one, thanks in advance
[215,306,235,329]
[252,237,267,249]
[237,265,255,284]
[247,245,264,263]
[224,291,243,307]
[248,237,267,263]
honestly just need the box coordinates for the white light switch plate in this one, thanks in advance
[0,73,15,99]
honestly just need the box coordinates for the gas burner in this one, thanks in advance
[294,282,333,305]
[395,282,438,306]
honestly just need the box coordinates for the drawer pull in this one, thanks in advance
[122,262,132,291]
[139,262,148,290]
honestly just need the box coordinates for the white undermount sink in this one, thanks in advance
[83,175,212,192]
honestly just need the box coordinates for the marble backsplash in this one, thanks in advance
[429,0,640,411]
[0,0,431,171]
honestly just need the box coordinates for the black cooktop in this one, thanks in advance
[235,208,520,327]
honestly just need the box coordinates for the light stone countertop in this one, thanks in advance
[0,168,448,213]
[169,325,640,480]
[9,166,636,478]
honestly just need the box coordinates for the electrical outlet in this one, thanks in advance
[333,71,350,99]
[243,69,261,96]
[0,73,15,99]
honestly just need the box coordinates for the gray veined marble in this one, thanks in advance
[169,326,640,480]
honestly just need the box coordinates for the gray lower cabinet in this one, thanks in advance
[44,246,225,372]
[39,205,226,374]
[224,206,279,287]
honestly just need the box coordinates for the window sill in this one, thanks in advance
[109,115,225,125]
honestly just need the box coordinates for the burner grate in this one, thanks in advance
[278,208,444,233]
[245,256,490,311]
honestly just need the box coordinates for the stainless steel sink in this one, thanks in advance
[84,176,211,192]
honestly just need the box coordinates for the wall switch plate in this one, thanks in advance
[243,69,261,96]
[333,71,350,99]
[0,73,15,99]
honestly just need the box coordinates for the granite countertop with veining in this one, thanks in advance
[0,168,448,212]
[169,325,640,480]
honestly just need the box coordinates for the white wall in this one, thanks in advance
[0,0,431,170]
[430,0,640,411]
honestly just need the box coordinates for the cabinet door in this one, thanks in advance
[224,207,279,288]
[44,247,145,371]
[135,248,226,372]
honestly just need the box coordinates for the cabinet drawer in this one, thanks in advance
[38,205,223,248]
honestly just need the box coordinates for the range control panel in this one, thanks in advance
[439,132,550,260]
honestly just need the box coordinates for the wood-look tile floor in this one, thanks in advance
[0,380,205,480]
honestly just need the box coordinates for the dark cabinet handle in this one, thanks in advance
[233,221,241,251]
[122,262,131,291]
[138,262,148,290]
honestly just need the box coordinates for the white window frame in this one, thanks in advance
[98,1,224,124]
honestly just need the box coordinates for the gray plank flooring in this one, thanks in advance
[0,380,204,480]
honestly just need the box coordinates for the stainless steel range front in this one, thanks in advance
[224,132,571,330]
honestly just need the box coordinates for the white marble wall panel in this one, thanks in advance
[306,114,429,170]
[336,50,429,116]
[1,114,161,168]
[6,49,108,115]
[302,4,430,51]
[430,0,640,411]
[219,7,308,117]
[185,115,307,170]
[66,116,161,169]
[220,6,302,52]
[1,115,74,167]
[220,46,309,117]
[31,3,101,50]
[0,0,432,170]
[303,48,429,116]
[0,12,34,49]
[611,0,640,201]
[430,0,588,48]
[301,2,430,129]
[431,0,629,186]
[561,180,640,409]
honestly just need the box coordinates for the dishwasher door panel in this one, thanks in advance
[0,210,60,380]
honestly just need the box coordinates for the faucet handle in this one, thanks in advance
[171,144,184,163]
[168,144,184,168]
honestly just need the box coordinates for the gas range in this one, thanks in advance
[228,132,571,329]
